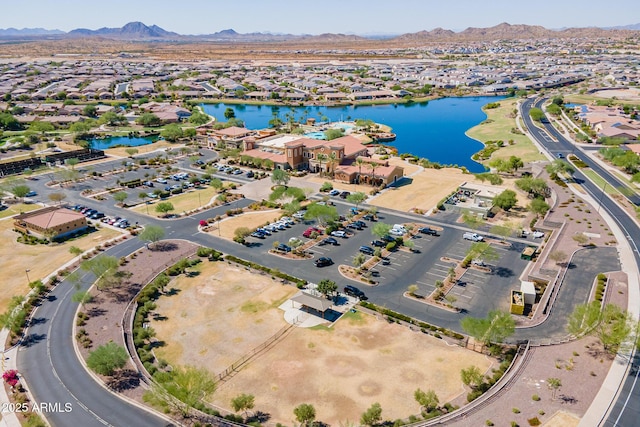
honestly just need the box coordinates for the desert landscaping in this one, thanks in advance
[151,261,496,424]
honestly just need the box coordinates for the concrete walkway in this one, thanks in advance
[0,329,22,427]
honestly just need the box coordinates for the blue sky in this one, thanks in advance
[2,0,639,35]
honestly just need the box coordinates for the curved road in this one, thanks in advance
[522,97,640,426]
[18,238,173,427]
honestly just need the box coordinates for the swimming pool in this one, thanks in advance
[305,131,327,140]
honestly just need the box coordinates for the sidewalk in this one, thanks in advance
[0,328,22,427]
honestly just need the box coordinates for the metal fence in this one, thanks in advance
[216,316,300,383]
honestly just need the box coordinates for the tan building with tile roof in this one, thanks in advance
[14,207,88,239]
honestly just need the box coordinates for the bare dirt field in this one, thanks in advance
[370,167,473,212]
[151,261,495,425]
[0,220,122,312]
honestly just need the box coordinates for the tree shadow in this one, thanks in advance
[106,369,141,392]
[165,287,181,297]
[86,307,107,318]
[247,411,271,423]
[559,394,578,404]
[152,314,168,321]
[29,317,47,326]
[491,267,514,278]
[152,241,178,252]
[20,333,47,348]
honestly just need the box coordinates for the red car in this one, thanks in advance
[303,227,320,238]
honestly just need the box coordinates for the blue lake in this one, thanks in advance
[90,136,157,150]
[201,96,506,173]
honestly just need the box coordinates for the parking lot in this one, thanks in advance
[244,203,532,319]
[25,151,535,321]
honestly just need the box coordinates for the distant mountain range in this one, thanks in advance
[0,27,64,36]
[0,21,639,42]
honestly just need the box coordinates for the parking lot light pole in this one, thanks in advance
[25,269,31,284]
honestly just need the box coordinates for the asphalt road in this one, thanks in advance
[17,238,174,427]
[521,97,640,426]
[16,123,638,426]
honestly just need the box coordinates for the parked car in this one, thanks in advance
[275,243,291,253]
[381,235,395,243]
[143,181,154,187]
[353,220,366,228]
[362,214,376,221]
[344,285,366,300]
[532,231,544,238]
[330,230,347,238]
[320,237,339,246]
[347,223,362,230]
[256,228,271,236]
[329,189,340,196]
[389,228,405,236]
[314,257,334,267]
[250,231,265,239]
[418,227,438,236]
[246,171,254,178]
[232,169,243,175]
[156,178,167,184]
[303,227,320,238]
[371,239,385,247]
[89,212,105,219]
[359,246,375,255]
[463,232,484,242]
[339,191,350,199]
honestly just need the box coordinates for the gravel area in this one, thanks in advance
[78,240,198,401]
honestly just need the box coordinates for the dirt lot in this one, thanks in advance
[370,167,473,212]
[151,261,495,425]
[0,220,122,312]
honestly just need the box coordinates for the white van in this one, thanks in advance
[463,232,483,242]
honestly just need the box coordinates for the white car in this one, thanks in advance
[156,177,167,184]
[389,228,406,236]
[532,231,544,238]
[330,230,347,238]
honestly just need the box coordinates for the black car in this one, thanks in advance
[359,245,375,255]
[320,237,339,246]
[344,285,366,300]
[89,212,105,219]
[314,257,334,267]
[339,191,351,199]
[381,235,395,243]
[246,171,254,178]
[353,220,366,228]
[371,239,385,247]
[347,223,363,230]
[418,227,438,236]
[276,243,291,253]
[362,214,376,221]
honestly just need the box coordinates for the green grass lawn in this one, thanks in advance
[466,99,546,164]
[130,185,221,217]
[0,202,41,219]
[581,169,623,195]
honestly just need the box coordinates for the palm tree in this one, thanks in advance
[316,153,328,175]
[356,157,366,184]
[366,162,378,186]
[327,152,338,178]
